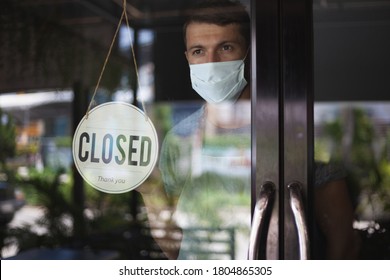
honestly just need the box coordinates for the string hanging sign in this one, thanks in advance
[72,1,158,193]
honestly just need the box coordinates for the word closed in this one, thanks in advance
[77,132,152,166]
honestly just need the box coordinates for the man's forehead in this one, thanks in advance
[186,22,241,34]
[185,22,244,47]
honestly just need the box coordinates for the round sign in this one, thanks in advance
[72,102,158,193]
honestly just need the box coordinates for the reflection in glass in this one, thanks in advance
[142,101,251,260]
[315,102,390,258]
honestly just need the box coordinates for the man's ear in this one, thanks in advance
[244,46,251,62]
[184,51,189,62]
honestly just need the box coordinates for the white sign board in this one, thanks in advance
[72,102,158,193]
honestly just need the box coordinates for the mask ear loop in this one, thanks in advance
[242,47,250,62]
[85,0,148,121]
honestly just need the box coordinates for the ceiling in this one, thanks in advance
[0,0,199,93]
[6,0,196,28]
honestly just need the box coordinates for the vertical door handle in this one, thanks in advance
[288,181,310,260]
[248,181,275,260]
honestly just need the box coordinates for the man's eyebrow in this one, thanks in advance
[187,44,204,51]
[217,40,238,47]
[187,41,239,51]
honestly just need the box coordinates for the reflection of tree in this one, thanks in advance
[0,108,16,170]
[0,108,17,257]
[179,172,250,226]
[319,107,390,220]
[3,168,166,259]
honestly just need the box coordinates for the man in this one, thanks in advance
[183,0,250,103]
[158,0,252,259]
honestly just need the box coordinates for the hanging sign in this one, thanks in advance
[72,102,158,193]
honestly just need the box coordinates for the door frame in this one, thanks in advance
[250,0,314,259]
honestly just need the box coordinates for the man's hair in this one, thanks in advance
[183,0,250,47]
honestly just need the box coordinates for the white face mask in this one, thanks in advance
[189,59,247,104]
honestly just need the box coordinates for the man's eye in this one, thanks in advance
[221,45,233,51]
[192,49,203,56]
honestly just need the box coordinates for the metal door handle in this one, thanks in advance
[248,181,275,260]
[288,181,309,260]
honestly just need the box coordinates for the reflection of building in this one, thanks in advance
[0,91,73,169]
[315,102,390,163]
[314,101,390,221]
[16,120,44,165]
[184,101,251,178]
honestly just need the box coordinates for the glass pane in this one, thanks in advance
[141,0,252,260]
[313,0,390,259]
[147,101,251,260]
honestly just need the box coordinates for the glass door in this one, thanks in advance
[251,0,390,260]
[313,0,390,259]
[2,0,387,261]
[5,0,388,261]
[137,0,253,260]
[250,0,313,260]
[144,0,314,260]
[142,0,315,260]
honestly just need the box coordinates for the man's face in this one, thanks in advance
[185,22,247,65]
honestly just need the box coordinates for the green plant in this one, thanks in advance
[3,167,151,258]
[9,169,75,249]
[319,107,390,217]
[0,108,16,170]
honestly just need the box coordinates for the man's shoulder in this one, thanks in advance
[170,106,205,137]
